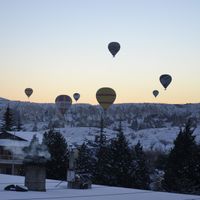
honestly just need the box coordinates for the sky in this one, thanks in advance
[0,0,200,104]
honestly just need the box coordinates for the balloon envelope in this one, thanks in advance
[153,90,159,97]
[55,95,72,115]
[96,87,116,111]
[25,88,33,98]
[73,93,80,102]
[108,42,120,57]
[160,74,172,89]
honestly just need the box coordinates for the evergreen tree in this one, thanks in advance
[130,119,138,131]
[109,121,132,187]
[16,114,23,131]
[47,120,54,130]
[76,142,93,174]
[32,121,38,131]
[131,141,150,189]
[163,120,200,194]
[43,129,69,180]
[100,116,104,134]
[1,106,14,132]
[154,152,168,171]
[93,130,111,185]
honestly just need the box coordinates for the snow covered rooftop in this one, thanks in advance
[0,139,28,147]
[0,174,199,200]
[10,131,44,143]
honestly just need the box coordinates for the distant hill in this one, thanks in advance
[0,97,9,102]
[1,97,200,152]
[0,97,200,130]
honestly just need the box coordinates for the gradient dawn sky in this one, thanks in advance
[0,0,200,104]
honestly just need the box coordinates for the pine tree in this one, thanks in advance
[130,119,138,131]
[163,120,200,194]
[98,115,104,135]
[93,129,111,185]
[109,121,132,187]
[47,120,54,130]
[1,106,14,132]
[76,142,93,174]
[43,129,69,180]
[32,121,38,131]
[131,141,150,189]
[16,114,23,131]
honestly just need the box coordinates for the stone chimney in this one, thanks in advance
[24,155,46,191]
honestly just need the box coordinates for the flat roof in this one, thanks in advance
[0,174,199,200]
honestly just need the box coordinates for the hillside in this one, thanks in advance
[1,98,200,152]
[0,98,200,129]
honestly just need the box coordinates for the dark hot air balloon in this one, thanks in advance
[153,90,159,97]
[108,42,120,57]
[25,88,33,98]
[96,87,116,111]
[160,74,172,90]
[73,93,80,102]
[55,95,72,115]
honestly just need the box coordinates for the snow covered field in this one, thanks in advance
[7,125,200,153]
[0,174,199,200]
[1,98,200,153]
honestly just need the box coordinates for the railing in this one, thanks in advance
[0,154,12,160]
[0,154,24,160]
[0,154,24,164]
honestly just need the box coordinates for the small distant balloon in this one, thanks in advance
[108,42,120,57]
[55,95,72,115]
[73,93,80,102]
[96,87,116,111]
[25,88,33,98]
[153,90,159,98]
[160,74,172,90]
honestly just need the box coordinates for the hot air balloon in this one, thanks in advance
[96,87,116,111]
[25,88,33,98]
[160,74,172,90]
[108,42,120,57]
[55,95,72,115]
[153,90,159,98]
[73,93,80,102]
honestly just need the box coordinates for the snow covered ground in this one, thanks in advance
[1,98,200,153]
[0,174,199,200]
[8,125,200,152]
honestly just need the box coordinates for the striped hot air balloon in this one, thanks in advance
[96,87,116,111]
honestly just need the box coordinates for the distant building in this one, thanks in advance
[0,131,28,175]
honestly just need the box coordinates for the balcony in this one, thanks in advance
[0,154,23,165]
